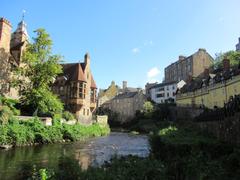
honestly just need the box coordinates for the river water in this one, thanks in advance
[0,132,150,179]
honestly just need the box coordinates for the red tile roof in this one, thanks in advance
[91,75,97,89]
[61,63,87,82]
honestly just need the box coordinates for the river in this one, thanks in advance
[0,132,150,179]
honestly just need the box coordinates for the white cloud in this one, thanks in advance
[132,48,140,54]
[147,67,160,78]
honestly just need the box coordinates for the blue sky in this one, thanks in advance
[1,0,240,89]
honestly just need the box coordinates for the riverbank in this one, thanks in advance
[21,123,240,179]
[0,117,110,148]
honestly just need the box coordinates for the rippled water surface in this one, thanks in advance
[0,132,150,179]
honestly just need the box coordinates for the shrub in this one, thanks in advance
[0,106,14,125]
[62,111,75,121]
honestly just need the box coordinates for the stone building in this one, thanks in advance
[0,17,28,98]
[52,53,97,124]
[98,81,119,107]
[236,37,240,51]
[102,90,146,123]
[98,80,139,107]
[164,48,214,83]
[176,58,240,109]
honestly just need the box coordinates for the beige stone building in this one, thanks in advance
[164,48,214,83]
[98,81,119,107]
[102,90,146,123]
[0,17,28,98]
[52,53,97,124]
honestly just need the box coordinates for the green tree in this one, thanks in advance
[142,101,154,118]
[213,51,240,69]
[14,28,63,116]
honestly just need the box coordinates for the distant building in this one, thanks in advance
[236,37,240,51]
[145,82,158,98]
[98,81,119,107]
[98,81,139,107]
[176,58,240,109]
[164,48,214,83]
[52,53,97,124]
[149,80,185,104]
[102,90,146,123]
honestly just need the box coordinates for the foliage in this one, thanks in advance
[13,28,63,116]
[0,96,20,115]
[62,111,75,121]
[0,106,14,125]
[142,101,154,118]
[149,125,240,179]
[0,117,110,146]
[213,50,240,69]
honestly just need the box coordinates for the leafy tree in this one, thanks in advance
[14,28,63,116]
[142,101,154,118]
[213,51,240,69]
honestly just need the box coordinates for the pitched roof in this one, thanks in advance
[91,75,97,89]
[61,63,86,82]
[150,81,177,89]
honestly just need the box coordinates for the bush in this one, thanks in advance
[0,106,14,125]
[62,111,75,121]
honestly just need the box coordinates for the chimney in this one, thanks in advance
[84,52,90,65]
[0,17,12,53]
[203,68,209,77]
[179,55,185,61]
[187,74,193,83]
[198,48,206,52]
[223,58,230,71]
[122,81,127,89]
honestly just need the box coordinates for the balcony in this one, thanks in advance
[69,98,84,105]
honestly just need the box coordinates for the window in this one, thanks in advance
[79,82,86,99]
[83,108,85,115]
[91,88,96,102]
[172,86,175,90]
[167,93,169,97]
[87,109,89,116]
[166,86,169,90]
[156,93,164,98]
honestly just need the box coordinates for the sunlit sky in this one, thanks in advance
[1,0,240,89]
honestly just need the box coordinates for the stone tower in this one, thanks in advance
[0,18,12,53]
[10,19,29,65]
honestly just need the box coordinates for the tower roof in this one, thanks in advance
[14,20,29,38]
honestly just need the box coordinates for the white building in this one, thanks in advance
[236,37,240,51]
[149,80,185,104]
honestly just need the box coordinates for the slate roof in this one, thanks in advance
[150,81,177,89]
[113,92,138,100]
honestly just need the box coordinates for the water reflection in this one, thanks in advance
[0,132,149,179]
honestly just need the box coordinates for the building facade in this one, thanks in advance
[52,53,97,124]
[236,37,240,51]
[102,90,146,123]
[0,17,28,98]
[164,48,213,83]
[149,80,186,104]
[98,80,140,107]
[98,81,119,107]
[176,59,240,109]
